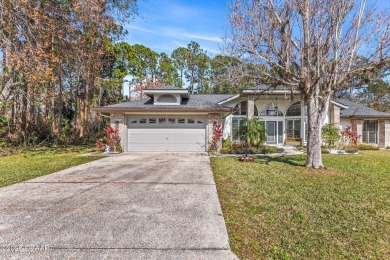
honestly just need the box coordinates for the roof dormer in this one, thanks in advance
[143,85,189,106]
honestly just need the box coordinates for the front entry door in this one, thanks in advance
[266,121,277,144]
[278,121,284,144]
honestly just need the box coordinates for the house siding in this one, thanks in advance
[379,120,390,148]
[208,113,223,152]
[330,105,341,126]
[351,119,364,144]
[110,114,127,152]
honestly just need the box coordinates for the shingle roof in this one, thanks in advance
[191,94,236,103]
[145,85,183,90]
[334,98,390,117]
[98,94,234,111]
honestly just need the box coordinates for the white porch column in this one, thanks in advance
[247,95,256,119]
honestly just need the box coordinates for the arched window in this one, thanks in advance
[233,101,258,116]
[260,104,284,116]
[286,102,301,116]
[156,94,177,103]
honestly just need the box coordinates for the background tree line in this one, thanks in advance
[111,40,253,96]
[0,0,138,146]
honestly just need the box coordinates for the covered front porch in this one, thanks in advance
[222,92,308,146]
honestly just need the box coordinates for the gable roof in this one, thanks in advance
[334,98,390,118]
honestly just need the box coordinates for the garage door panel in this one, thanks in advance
[128,134,157,142]
[129,142,156,151]
[127,115,207,152]
[168,134,203,142]
[183,128,206,135]
[128,134,206,151]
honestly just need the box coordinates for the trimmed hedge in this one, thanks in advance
[357,144,380,150]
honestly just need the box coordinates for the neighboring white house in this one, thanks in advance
[94,85,390,152]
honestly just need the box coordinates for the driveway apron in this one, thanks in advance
[0,153,236,259]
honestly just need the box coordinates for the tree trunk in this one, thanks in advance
[21,85,28,142]
[51,84,56,136]
[306,95,323,168]
[58,80,63,137]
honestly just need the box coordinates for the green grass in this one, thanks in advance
[211,151,390,259]
[0,146,103,188]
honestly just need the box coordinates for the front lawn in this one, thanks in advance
[0,146,102,188]
[211,151,390,259]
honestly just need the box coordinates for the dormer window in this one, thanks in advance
[142,85,189,106]
[153,93,181,105]
[157,94,177,103]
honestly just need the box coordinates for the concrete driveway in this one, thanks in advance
[0,153,236,259]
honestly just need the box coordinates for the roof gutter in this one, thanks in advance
[242,89,301,95]
[341,115,390,119]
[330,100,348,109]
[217,94,240,105]
[92,107,234,113]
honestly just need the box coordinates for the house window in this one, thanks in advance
[232,117,246,141]
[188,119,195,124]
[232,101,259,141]
[286,102,301,116]
[363,120,378,144]
[159,118,166,124]
[233,101,259,116]
[139,119,147,124]
[149,118,156,124]
[168,118,176,124]
[260,105,284,116]
[286,119,301,141]
[178,118,185,124]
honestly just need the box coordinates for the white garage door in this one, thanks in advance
[127,116,207,152]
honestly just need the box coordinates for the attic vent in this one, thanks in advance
[157,94,177,103]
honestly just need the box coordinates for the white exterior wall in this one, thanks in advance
[340,118,351,132]
[221,97,246,140]
[223,115,232,139]
[323,114,330,125]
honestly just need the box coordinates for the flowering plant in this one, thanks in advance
[341,125,360,146]
[96,139,104,153]
[105,126,121,152]
[210,123,223,152]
